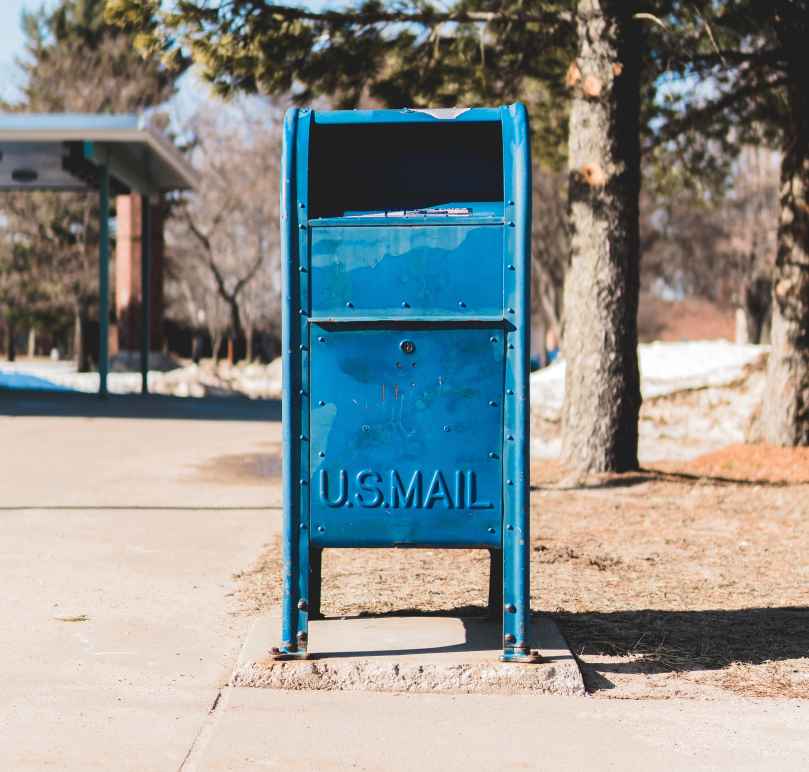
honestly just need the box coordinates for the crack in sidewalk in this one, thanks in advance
[177,688,227,772]
[177,620,256,771]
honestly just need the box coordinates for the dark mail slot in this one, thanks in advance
[309,120,504,218]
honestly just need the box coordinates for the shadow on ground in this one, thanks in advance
[531,468,796,492]
[357,605,809,693]
[340,605,809,673]
[553,606,809,691]
[312,615,498,659]
[0,389,280,421]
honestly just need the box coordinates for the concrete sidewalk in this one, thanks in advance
[2,394,807,770]
[0,399,280,770]
[193,689,808,772]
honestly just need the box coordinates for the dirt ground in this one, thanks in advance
[237,443,809,700]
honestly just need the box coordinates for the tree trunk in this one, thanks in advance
[540,283,563,354]
[27,327,37,358]
[762,50,809,445]
[74,304,91,372]
[192,331,203,364]
[227,297,243,364]
[560,0,642,473]
[211,332,223,365]
[246,326,255,363]
[5,319,16,362]
[742,275,771,344]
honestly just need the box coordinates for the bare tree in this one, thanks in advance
[240,257,281,362]
[531,169,568,363]
[0,191,101,368]
[167,98,283,361]
[165,256,230,362]
[639,143,779,343]
[0,2,182,368]
[723,146,780,342]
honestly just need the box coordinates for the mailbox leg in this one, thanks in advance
[498,101,538,663]
[274,512,311,660]
[487,548,503,619]
[309,547,323,620]
[272,106,311,661]
[500,532,538,662]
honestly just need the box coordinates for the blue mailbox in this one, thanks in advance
[277,105,535,662]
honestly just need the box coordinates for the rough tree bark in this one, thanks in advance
[226,298,244,363]
[742,275,771,345]
[211,329,224,365]
[74,304,91,372]
[245,325,255,363]
[5,319,16,362]
[763,34,809,445]
[560,0,642,473]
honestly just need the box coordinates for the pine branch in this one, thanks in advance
[653,75,789,146]
[210,1,572,27]
[668,48,787,73]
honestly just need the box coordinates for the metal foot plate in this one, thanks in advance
[270,645,310,661]
[499,648,542,664]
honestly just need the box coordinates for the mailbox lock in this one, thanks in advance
[399,340,416,355]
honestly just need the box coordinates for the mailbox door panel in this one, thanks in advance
[309,323,503,547]
[310,225,503,317]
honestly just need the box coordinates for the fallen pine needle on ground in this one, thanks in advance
[237,443,809,700]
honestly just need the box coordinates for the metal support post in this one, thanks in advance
[98,163,110,398]
[140,194,151,394]
[273,107,309,660]
[500,103,538,662]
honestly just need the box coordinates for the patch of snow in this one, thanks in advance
[0,358,284,399]
[530,360,565,420]
[530,340,768,420]
[638,341,766,398]
[530,340,770,462]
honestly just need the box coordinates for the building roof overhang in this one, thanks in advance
[0,113,197,195]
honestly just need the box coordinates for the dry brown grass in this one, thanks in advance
[659,443,809,484]
[237,445,809,700]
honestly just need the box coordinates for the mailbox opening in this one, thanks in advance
[309,121,504,218]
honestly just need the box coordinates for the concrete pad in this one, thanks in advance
[232,610,585,695]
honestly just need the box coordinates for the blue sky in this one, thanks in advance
[0,1,333,110]
[0,0,64,99]
[0,0,206,112]
[0,0,335,103]
[0,1,57,102]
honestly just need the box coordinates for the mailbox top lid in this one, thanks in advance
[310,107,503,125]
